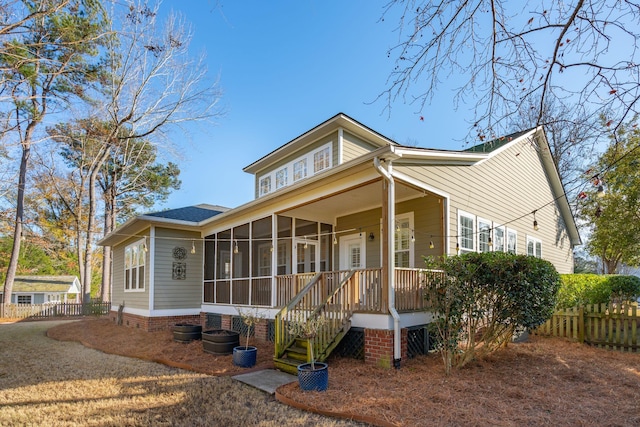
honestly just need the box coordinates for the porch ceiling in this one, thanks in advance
[280,180,427,223]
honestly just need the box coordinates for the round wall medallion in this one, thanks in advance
[172,246,187,260]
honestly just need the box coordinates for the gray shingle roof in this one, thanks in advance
[145,206,225,223]
[9,276,79,293]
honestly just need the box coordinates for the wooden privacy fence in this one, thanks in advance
[534,303,639,352]
[0,302,111,320]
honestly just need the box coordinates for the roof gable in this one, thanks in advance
[8,276,81,293]
[243,113,397,175]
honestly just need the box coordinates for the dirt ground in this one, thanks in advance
[46,318,640,427]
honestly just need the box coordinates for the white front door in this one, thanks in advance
[339,233,366,270]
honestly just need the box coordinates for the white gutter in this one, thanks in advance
[373,156,402,368]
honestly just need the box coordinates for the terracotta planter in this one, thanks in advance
[232,346,257,367]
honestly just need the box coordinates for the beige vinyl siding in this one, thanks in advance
[335,196,443,269]
[252,133,338,198]
[396,137,574,273]
[112,233,150,310]
[396,197,443,266]
[153,228,203,310]
[336,207,382,268]
[341,131,379,163]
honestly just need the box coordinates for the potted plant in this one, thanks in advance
[287,311,328,391]
[232,308,264,368]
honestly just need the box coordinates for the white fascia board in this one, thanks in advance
[472,128,537,167]
[390,145,489,165]
[149,308,201,317]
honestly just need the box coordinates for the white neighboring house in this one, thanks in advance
[1,276,81,304]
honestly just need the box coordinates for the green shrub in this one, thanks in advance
[607,275,640,304]
[424,252,560,374]
[557,274,640,308]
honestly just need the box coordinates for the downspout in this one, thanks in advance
[374,156,401,369]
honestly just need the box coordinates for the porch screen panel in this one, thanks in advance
[252,216,272,277]
[251,277,271,306]
[232,279,250,304]
[216,281,230,304]
[277,216,292,275]
[295,218,317,241]
[204,234,215,280]
[234,223,250,279]
[320,223,332,271]
[216,230,231,280]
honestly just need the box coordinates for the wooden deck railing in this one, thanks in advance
[205,267,440,312]
[274,270,354,361]
[395,268,444,312]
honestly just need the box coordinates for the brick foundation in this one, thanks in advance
[364,328,408,368]
[254,320,269,341]
[108,311,201,332]
[221,314,232,330]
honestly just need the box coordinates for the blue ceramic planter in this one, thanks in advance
[232,346,257,368]
[297,362,328,391]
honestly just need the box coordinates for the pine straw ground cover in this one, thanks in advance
[47,319,640,427]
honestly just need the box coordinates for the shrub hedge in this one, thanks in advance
[557,274,640,308]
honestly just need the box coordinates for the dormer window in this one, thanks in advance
[293,159,307,182]
[259,176,271,196]
[314,146,331,173]
[276,168,288,189]
[257,142,332,197]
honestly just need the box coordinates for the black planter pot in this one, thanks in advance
[172,324,202,343]
[232,346,257,368]
[201,329,240,355]
[297,362,329,392]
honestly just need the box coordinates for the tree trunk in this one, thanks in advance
[3,128,34,307]
[100,185,115,302]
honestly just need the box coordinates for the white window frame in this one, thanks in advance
[458,210,475,253]
[313,146,331,173]
[124,238,146,292]
[275,167,288,189]
[395,212,414,268]
[478,217,492,253]
[259,176,271,196]
[506,228,517,254]
[527,236,542,258]
[493,226,505,252]
[293,158,307,182]
[17,295,32,304]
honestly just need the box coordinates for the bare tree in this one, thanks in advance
[510,97,600,195]
[381,1,640,141]
[78,0,222,303]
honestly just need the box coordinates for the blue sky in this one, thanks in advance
[156,1,473,211]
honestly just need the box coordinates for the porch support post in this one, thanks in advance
[271,214,277,308]
[381,177,389,310]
